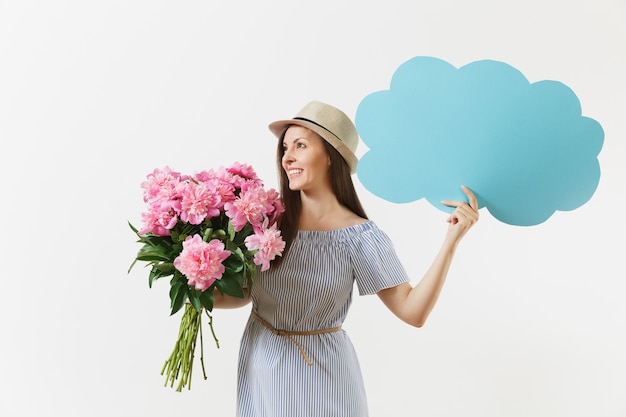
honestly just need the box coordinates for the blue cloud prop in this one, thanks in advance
[356,56,604,226]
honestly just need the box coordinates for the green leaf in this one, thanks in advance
[199,290,214,312]
[227,221,236,241]
[224,239,238,252]
[154,262,175,275]
[128,221,139,234]
[169,277,183,301]
[136,234,175,249]
[136,254,170,263]
[243,261,256,293]
[247,263,257,280]
[135,244,173,262]
[147,262,175,287]
[127,258,138,274]
[148,267,159,287]
[223,258,244,273]
[224,268,245,286]
[213,228,226,239]
[169,275,188,315]
[171,241,183,255]
[232,246,246,262]
[215,274,244,299]
[187,289,203,313]
[233,223,253,245]
[223,250,244,273]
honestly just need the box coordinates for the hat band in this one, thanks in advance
[293,117,341,143]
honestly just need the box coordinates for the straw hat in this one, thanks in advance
[268,100,359,174]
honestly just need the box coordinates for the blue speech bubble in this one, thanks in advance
[356,56,604,226]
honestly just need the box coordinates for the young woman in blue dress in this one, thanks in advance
[215,100,479,416]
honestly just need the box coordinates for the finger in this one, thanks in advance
[461,185,478,210]
[451,201,478,218]
[449,210,469,225]
[441,200,472,216]
[441,199,463,208]
[446,213,458,224]
[457,207,479,225]
[441,187,475,209]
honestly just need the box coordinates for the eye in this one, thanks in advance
[296,142,306,149]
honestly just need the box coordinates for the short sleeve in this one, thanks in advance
[349,224,410,295]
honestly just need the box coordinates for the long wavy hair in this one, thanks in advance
[273,127,368,267]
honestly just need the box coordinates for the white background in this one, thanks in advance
[1,1,625,416]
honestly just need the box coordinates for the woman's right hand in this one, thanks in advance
[441,185,479,244]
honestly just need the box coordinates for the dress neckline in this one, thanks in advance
[296,220,375,241]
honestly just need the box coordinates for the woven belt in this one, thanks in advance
[251,310,342,366]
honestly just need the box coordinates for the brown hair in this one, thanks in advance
[273,127,368,266]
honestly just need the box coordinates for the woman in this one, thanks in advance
[215,100,479,416]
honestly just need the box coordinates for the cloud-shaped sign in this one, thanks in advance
[356,56,604,226]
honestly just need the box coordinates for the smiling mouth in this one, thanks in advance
[288,169,303,176]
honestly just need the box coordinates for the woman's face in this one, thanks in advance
[282,125,331,192]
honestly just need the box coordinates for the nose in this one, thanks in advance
[282,147,294,165]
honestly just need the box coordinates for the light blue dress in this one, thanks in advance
[237,221,409,417]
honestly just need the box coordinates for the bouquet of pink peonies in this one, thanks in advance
[129,162,285,391]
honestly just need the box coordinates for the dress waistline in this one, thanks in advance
[251,310,342,366]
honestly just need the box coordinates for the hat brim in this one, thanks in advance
[268,119,358,174]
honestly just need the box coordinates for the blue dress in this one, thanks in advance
[237,221,409,417]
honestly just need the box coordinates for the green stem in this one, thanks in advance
[161,304,203,391]
[199,313,208,380]
[205,310,220,349]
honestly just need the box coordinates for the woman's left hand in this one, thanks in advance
[441,185,480,243]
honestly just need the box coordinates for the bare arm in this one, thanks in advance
[212,288,253,309]
[377,185,479,327]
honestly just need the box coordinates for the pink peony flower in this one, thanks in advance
[265,188,285,224]
[141,166,182,203]
[193,169,218,183]
[244,223,286,271]
[224,184,275,231]
[193,169,238,209]
[227,162,258,181]
[177,180,221,225]
[173,235,231,291]
[226,162,264,189]
[139,200,178,236]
